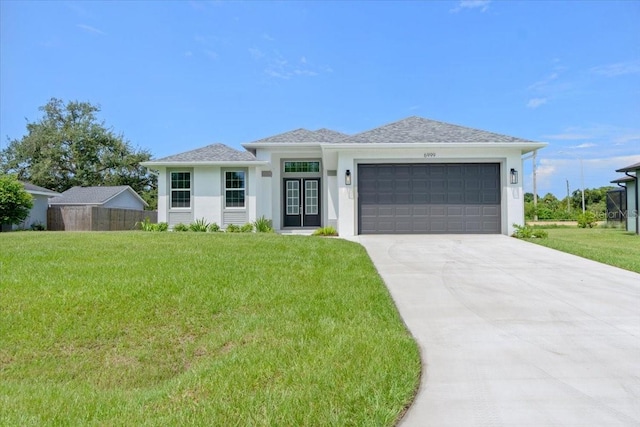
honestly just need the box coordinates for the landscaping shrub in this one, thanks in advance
[173,223,189,232]
[137,217,168,232]
[254,216,274,233]
[512,223,547,239]
[189,218,209,232]
[312,226,338,236]
[225,224,240,233]
[207,222,220,232]
[577,211,597,228]
[240,222,254,233]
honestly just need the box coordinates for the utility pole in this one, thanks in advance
[533,150,538,221]
[580,158,586,213]
[566,179,570,213]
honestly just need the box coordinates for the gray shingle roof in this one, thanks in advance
[611,176,635,183]
[314,128,349,142]
[152,143,257,162]
[21,182,60,196]
[249,128,324,144]
[342,116,535,144]
[49,186,141,205]
[616,162,640,173]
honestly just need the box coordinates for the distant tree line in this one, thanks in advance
[525,186,616,221]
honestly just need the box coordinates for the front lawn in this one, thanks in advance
[526,227,640,273]
[0,232,420,426]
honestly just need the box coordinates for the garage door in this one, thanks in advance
[358,163,501,234]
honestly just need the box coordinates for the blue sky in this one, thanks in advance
[1,0,638,197]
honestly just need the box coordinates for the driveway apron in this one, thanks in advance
[356,235,640,427]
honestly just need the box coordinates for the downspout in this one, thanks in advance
[624,171,639,235]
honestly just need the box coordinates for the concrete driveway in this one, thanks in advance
[356,235,640,427]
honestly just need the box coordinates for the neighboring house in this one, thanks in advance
[49,186,148,210]
[142,116,546,237]
[611,162,639,235]
[7,182,61,230]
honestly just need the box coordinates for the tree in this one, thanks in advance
[0,98,156,208]
[0,174,33,226]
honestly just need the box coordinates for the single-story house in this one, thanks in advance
[49,185,148,210]
[4,182,60,231]
[611,162,639,234]
[142,116,546,237]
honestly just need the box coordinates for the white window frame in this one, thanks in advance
[170,171,191,209]
[224,170,246,209]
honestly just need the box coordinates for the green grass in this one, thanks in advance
[525,227,640,273]
[0,232,420,426]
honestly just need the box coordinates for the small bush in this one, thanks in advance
[30,222,46,231]
[512,223,547,239]
[207,222,220,232]
[189,218,209,232]
[312,226,338,236]
[137,217,168,232]
[254,216,274,233]
[173,223,189,232]
[240,223,254,233]
[225,224,240,233]
[577,211,597,228]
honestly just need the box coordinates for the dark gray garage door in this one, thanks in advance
[358,163,501,234]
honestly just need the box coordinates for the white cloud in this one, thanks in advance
[543,133,591,140]
[590,60,640,77]
[253,51,326,80]
[526,98,547,109]
[613,133,640,146]
[249,48,265,60]
[184,51,193,57]
[527,72,559,91]
[524,155,640,197]
[203,49,218,60]
[450,0,490,13]
[77,24,106,35]
[571,143,596,149]
[262,33,275,42]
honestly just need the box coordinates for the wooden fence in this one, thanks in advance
[48,206,157,231]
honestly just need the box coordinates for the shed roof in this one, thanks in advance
[49,185,147,207]
[21,182,60,196]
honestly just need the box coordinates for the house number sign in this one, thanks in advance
[423,153,436,158]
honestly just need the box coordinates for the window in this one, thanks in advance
[225,171,245,208]
[284,161,320,173]
[171,172,191,208]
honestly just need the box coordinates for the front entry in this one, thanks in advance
[283,178,321,227]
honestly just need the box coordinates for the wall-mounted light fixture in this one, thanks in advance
[510,168,518,185]
[345,169,352,185]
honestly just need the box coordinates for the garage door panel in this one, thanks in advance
[358,163,501,234]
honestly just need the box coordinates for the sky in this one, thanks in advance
[1,0,639,198]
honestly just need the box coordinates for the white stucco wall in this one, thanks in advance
[193,167,222,224]
[254,147,324,231]
[331,146,527,237]
[626,180,638,234]
[157,167,168,223]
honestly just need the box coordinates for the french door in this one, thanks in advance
[283,178,321,227]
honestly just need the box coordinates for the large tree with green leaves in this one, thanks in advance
[1,98,156,208]
[0,174,33,226]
